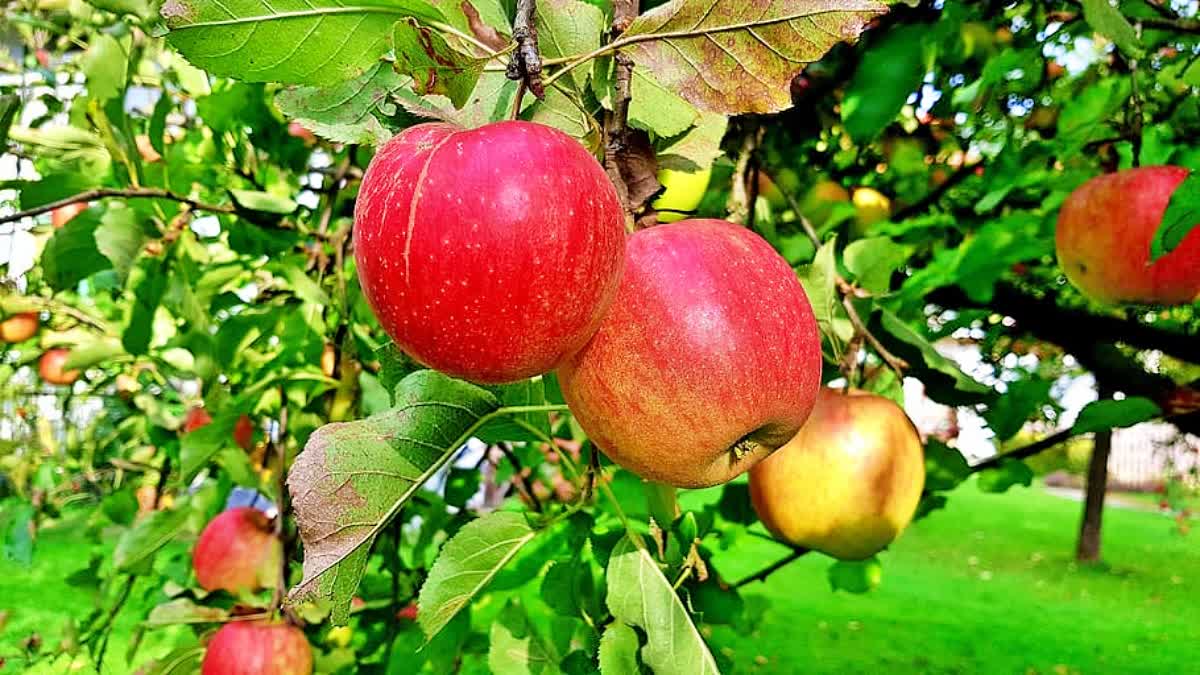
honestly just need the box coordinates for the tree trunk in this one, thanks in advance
[1076,387,1114,562]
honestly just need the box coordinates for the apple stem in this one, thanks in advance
[602,0,640,227]
[733,547,809,588]
[644,480,678,535]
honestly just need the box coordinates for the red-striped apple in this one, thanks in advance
[558,219,822,488]
[354,120,625,384]
[0,312,39,343]
[39,348,79,385]
[201,620,312,675]
[193,507,281,594]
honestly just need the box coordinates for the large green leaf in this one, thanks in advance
[1149,171,1200,262]
[112,505,192,572]
[393,18,486,108]
[418,511,539,639]
[536,0,605,92]
[287,370,503,623]
[486,599,556,675]
[983,376,1053,442]
[598,622,640,675]
[1079,0,1143,58]
[606,536,720,675]
[41,211,112,292]
[161,0,443,86]
[619,0,885,114]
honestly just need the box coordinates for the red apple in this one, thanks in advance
[749,388,925,560]
[51,202,87,229]
[287,121,317,145]
[558,219,822,488]
[233,414,255,451]
[353,121,625,384]
[192,507,281,594]
[0,312,39,343]
[39,348,79,385]
[183,406,213,433]
[201,620,312,675]
[1056,166,1200,305]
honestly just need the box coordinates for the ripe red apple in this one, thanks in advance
[749,388,925,560]
[183,406,213,433]
[558,219,822,488]
[354,120,625,384]
[0,312,39,343]
[201,620,312,675]
[192,507,281,594]
[51,202,87,229]
[1056,166,1200,305]
[287,121,317,145]
[233,414,255,451]
[38,348,79,385]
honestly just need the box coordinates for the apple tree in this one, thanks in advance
[0,0,1198,672]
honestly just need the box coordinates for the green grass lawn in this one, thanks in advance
[698,478,1200,675]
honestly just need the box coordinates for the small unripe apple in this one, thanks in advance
[51,202,87,229]
[201,620,312,675]
[39,348,79,385]
[183,406,213,433]
[559,219,822,488]
[192,507,281,594]
[750,388,925,560]
[851,187,891,236]
[354,121,625,384]
[0,312,39,343]
[1056,166,1200,305]
[652,165,712,223]
[135,135,162,162]
[800,180,851,226]
[288,121,317,145]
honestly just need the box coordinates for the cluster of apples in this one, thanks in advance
[0,311,81,385]
[191,507,312,675]
[354,120,926,560]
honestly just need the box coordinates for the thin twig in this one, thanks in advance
[734,547,808,588]
[0,187,235,225]
[498,442,543,513]
[270,396,289,613]
[506,0,545,98]
[603,0,639,222]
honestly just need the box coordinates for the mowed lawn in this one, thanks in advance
[699,478,1200,675]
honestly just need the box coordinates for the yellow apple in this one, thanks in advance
[800,180,851,226]
[749,388,925,560]
[851,187,892,237]
[652,165,712,223]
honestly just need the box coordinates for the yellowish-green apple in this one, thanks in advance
[652,165,712,223]
[851,187,892,236]
[749,388,925,560]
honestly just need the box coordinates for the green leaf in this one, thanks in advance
[0,95,19,149]
[842,24,928,143]
[536,0,605,92]
[2,502,35,565]
[276,62,407,145]
[827,557,882,594]
[606,536,720,675]
[877,308,990,400]
[149,93,171,157]
[95,206,147,284]
[798,238,838,341]
[487,600,556,675]
[983,377,1053,442]
[145,598,230,626]
[540,558,594,618]
[229,189,297,215]
[1071,397,1161,435]
[844,236,908,295]
[1057,78,1130,151]
[924,439,970,493]
[124,257,171,356]
[717,482,756,525]
[598,622,640,675]
[180,413,238,480]
[620,0,885,114]
[42,211,112,292]
[975,458,1034,494]
[629,67,698,138]
[63,338,126,371]
[113,505,191,572]
[161,0,442,86]
[1080,0,1144,58]
[287,371,502,623]
[82,34,128,103]
[87,0,154,19]
[1149,171,1200,262]
[656,111,728,173]
[392,18,486,108]
[418,511,539,640]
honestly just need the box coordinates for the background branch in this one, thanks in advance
[0,187,235,225]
